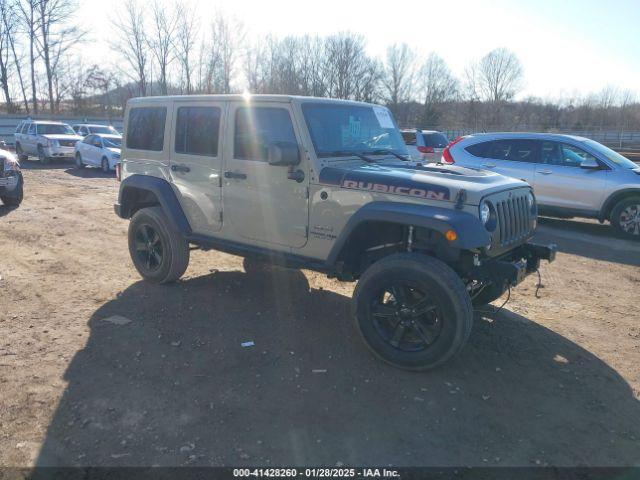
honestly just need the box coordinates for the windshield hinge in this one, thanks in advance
[455,189,467,209]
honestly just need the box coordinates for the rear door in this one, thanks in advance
[222,102,309,248]
[478,139,538,183]
[533,141,607,211]
[169,101,225,235]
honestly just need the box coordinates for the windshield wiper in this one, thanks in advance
[320,150,376,163]
[366,149,410,161]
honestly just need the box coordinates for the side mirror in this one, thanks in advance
[267,141,300,166]
[94,142,102,148]
[580,158,600,169]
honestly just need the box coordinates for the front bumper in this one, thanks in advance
[475,241,556,289]
[45,146,76,158]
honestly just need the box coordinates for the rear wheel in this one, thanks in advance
[37,145,50,165]
[75,152,85,169]
[128,207,190,284]
[611,196,640,240]
[353,253,473,371]
[15,143,27,161]
[101,157,110,173]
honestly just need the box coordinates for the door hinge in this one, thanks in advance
[219,211,223,223]
[218,175,222,187]
[305,187,309,199]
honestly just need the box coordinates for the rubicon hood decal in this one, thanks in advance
[318,165,450,201]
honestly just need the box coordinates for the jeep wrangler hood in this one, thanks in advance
[317,161,529,205]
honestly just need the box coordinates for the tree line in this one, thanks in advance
[1,0,639,133]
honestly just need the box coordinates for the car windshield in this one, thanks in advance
[103,137,122,148]
[37,123,75,135]
[302,103,407,158]
[422,133,449,148]
[91,126,119,135]
[584,140,638,169]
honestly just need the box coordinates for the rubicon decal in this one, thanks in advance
[319,167,450,201]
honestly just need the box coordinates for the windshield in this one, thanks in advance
[103,137,122,148]
[423,133,449,148]
[37,123,76,135]
[91,125,119,135]
[302,103,407,158]
[584,140,638,169]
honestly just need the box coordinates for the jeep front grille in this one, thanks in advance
[495,193,532,247]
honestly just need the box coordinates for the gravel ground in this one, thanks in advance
[1,161,640,468]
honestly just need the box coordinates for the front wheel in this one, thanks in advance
[353,253,473,371]
[15,143,28,161]
[75,152,85,169]
[101,157,110,173]
[127,207,190,284]
[37,146,50,165]
[611,196,640,239]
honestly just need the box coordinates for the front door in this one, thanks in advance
[533,141,607,212]
[222,102,309,248]
[169,101,225,235]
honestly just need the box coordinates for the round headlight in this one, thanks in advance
[480,201,491,225]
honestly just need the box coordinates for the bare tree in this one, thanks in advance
[174,1,198,94]
[148,1,177,95]
[0,0,13,110]
[35,0,84,113]
[418,53,458,126]
[382,43,415,113]
[205,11,244,94]
[17,0,39,112]
[476,48,523,103]
[111,0,148,96]
[2,0,29,111]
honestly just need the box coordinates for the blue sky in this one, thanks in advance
[81,0,640,99]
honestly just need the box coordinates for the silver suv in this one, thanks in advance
[446,133,640,238]
[14,120,83,164]
[114,95,555,371]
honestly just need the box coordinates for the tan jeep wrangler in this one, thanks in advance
[114,94,555,370]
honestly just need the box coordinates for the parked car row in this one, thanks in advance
[400,129,640,239]
[13,120,121,172]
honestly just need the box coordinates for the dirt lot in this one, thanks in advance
[1,161,640,468]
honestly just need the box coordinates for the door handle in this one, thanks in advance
[224,171,247,180]
[538,170,552,175]
[171,164,190,173]
[482,163,496,168]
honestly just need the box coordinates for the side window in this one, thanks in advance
[402,132,416,145]
[486,140,537,162]
[234,107,297,161]
[83,135,94,144]
[126,107,167,151]
[175,106,221,156]
[15,123,22,133]
[465,142,487,157]
[28,124,36,134]
[81,127,88,136]
[541,142,598,168]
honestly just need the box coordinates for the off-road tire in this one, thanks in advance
[471,283,507,307]
[15,143,27,161]
[128,206,190,284]
[353,253,473,371]
[75,153,85,169]
[611,196,640,240]
[37,145,50,165]
[1,176,23,207]
[101,157,109,173]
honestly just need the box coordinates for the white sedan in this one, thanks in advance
[74,134,121,172]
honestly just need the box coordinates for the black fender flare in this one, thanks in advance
[325,201,491,267]
[115,174,192,235]
[599,188,640,221]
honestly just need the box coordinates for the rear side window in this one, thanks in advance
[234,107,296,161]
[465,142,487,157]
[422,133,449,148]
[15,123,22,133]
[402,132,416,145]
[126,107,167,151]
[485,140,538,163]
[175,106,221,156]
